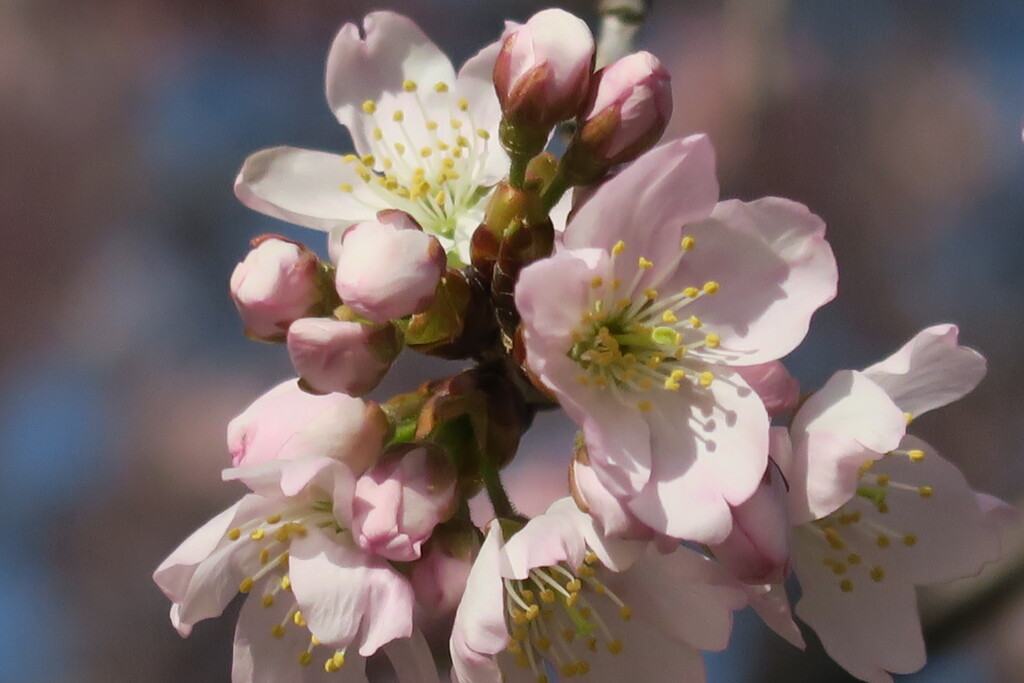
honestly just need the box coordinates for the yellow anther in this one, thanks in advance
[919,486,933,498]
[683,287,699,298]
[265,514,282,524]
[664,378,681,391]
[311,635,321,646]
[452,148,463,158]
[536,636,552,651]
[876,474,890,486]
[339,183,353,192]
[521,589,536,604]
[689,315,702,328]
[839,579,854,593]
[280,575,291,590]
[342,153,358,163]
[259,548,270,565]
[904,412,914,425]
[590,277,603,288]
[261,594,275,608]
[324,659,340,673]
[638,399,653,412]
[566,579,582,592]
[637,257,653,270]
[507,641,521,654]
[562,629,575,642]
[434,190,446,207]
[356,167,371,182]
[611,278,621,290]
[619,605,633,621]
[584,551,598,565]
[577,661,591,675]
[878,502,889,514]
[662,310,678,323]
[450,118,463,128]
[402,79,417,92]
[644,288,658,299]
[420,146,432,158]
[608,640,624,654]
[394,142,406,155]
[587,637,599,652]
[434,81,449,93]
[908,449,925,462]
[298,652,313,667]
[332,652,345,669]
[705,333,720,348]
[293,610,306,627]
[227,528,241,541]
[565,592,579,607]
[477,129,491,140]
[702,281,720,295]
[537,675,549,683]
[876,535,891,548]
[249,528,265,540]
[458,98,469,111]
[870,566,885,582]
[425,120,438,131]
[361,100,377,114]
[239,578,255,594]
[612,240,626,255]
[373,127,383,141]
[681,235,696,251]
[847,553,862,565]
[392,110,405,122]
[560,663,576,677]
[699,371,715,387]
[830,562,847,575]
[456,135,470,147]
[271,624,286,639]
[903,533,917,546]
[526,604,540,620]
[540,589,555,603]
[357,155,373,168]
[396,187,411,198]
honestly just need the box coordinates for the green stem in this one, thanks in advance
[508,154,529,190]
[480,455,517,518]
[540,173,570,215]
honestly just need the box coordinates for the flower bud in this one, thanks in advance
[493,8,594,133]
[352,443,458,562]
[286,317,402,397]
[735,361,801,418]
[411,522,481,616]
[227,379,388,476]
[229,235,324,341]
[563,51,672,181]
[709,458,792,584]
[334,210,446,324]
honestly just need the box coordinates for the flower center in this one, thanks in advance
[502,552,633,682]
[341,79,494,251]
[226,503,351,673]
[568,238,721,411]
[807,447,932,594]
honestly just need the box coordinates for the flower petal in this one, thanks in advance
[745,583,806,649]
[288,529,414,657]
[326,12,456,156]
[234,147,378,231]
[454,37,509,184]
[450,527,509,683]
[382,631,440,683]
[666,198,837,366]
[862,324,986,419]
[785,370,906,524]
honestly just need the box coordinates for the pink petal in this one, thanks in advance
[234,147,377,231]
[786,370,906,524]
[326,12,456,157]
[450,527,509,683]
[453,37,508,184]
[744,583,806,648]
[862,324,987,418]
[664,198,837,366]
[288,530,414,657]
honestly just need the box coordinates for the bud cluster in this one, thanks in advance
[157,9,1012,683]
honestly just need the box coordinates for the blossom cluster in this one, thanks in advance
[154,9,1012,683]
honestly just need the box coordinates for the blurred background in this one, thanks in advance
[2,0,1023,680]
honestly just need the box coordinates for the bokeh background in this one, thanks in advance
[2,0,1023,681]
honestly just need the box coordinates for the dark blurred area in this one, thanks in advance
[1,0,1022,681]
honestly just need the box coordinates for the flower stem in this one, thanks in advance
[541,173,570,215]
[508,154,529,190]
[481,455,517,518]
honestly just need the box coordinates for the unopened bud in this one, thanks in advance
[562,52,672,184]
[471,183,546,281]
[229,235,326,342]
[735,361,801,418]
[334,210,446,324]
[286,317,402,397]
[411,521,481,616]
[493,9,594,134]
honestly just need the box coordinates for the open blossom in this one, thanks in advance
[235,12,508,265]
[516,135,838,542]
[154,457,436,682]
[227,378,388,475]
[777,326,1007,683]
[450,498,746,683]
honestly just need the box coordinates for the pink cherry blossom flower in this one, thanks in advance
[235,12,509,264]
[333,210,446,323]
[227,378,388,476]
[154,457,435,682]
[287,317,401,397]
[229,235,323,342]
[493,8,595,131]
[450,498,747,683]
[573,51,673,166]
[351,444,458,562]
[515,135,838,543]
[777,326,1005,682]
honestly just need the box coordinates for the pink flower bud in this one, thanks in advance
[287,317,402,397]
[710,458,792,584]
[493,8,594,131]
[227,379,387,476]
[229,235,323,341]
[573,51,672,166]
[411,525,481,616]
[334,210,445,324]
[352,444,458,562]
[735,361,802,418]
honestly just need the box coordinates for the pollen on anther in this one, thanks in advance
[703,281,720,295]
[644,288,658,299]
[402,79,417,92]
[683,287,699,298]
[393,110,405,122]
[271,624,286,639]
[458,98,469,111]
[590,277,603,288]
[261,594,275,608]
[608,640,624,654]
[298,652,313,667]
[839,579,854,593]
[250,528,265,540]
[361,100,376,114]
[662,311,678,323]
[681,236,695,251]
[908,449,925,462]
[638,257,653,270]
[434,81,449,93]
[227,528,241,541]
[903,533,917,546]
[638,400,653,412]
[705,333,720,348]
[918,486,934,498]
[904,412,914,425]
[689,315,702,328]
[612,240,626,255]
[339,183,353,192]
[239,578,255,594]
[876,535,891,548]
[870,566,885,582]
[699,371,715,387]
